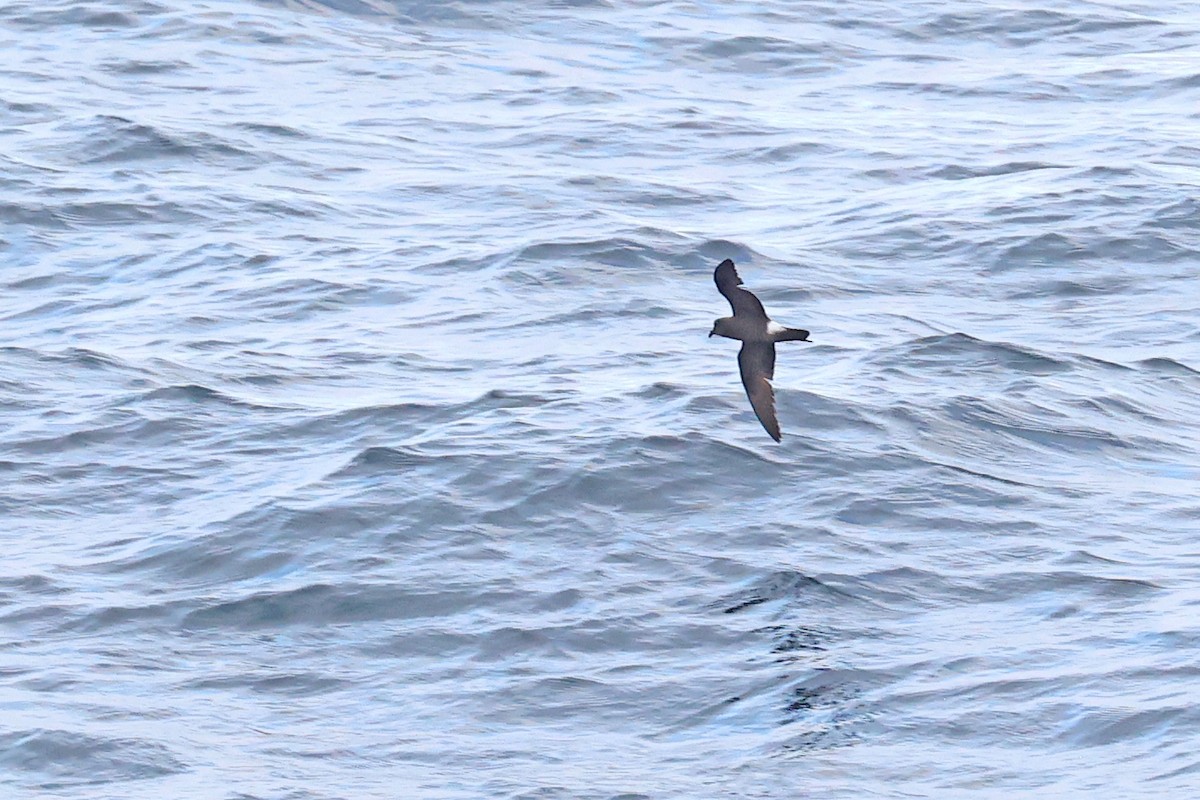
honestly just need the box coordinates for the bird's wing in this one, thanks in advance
[738,342,780,442]
[714,259,768,321]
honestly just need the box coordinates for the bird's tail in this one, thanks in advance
[777,328,810,342]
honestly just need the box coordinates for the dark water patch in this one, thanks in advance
[7,271,74,291]
[101,59,187,75]
[561,174,731,206]
[0,98,55,116]
[1098,234,1193,264]
[632,381,689,401]
[51,199,205,227]
[521,85,623,107]
[908,464,1034,509]
[0,729,186,787]
[468,428,802,526]
[234,121,312,139]
[73,461,201,499]
[460,388,570,412]
[109,511,322,587]
[654,34,836,76]
[1136,357,1199,377]
[1054,549,1128,568]
[332,445,437,477]
[180,582,515,630]
[503,235,755,283]
[910,8,1162,45]
[1062,393,1180,431]
[930,161,1066,181]
[37,346,139,372]
[392,307,491,328]
[943,395,1131,453]
[991,232,1090,270]
[241,197,335,220]
[913,454,1045,490]
[732,140,838,164]
[305,401,448,440]
[775,667,877,751]
[267,0,497,24]
[1160,73,1200,93]
[879,332,1070,376]
[0,601,81,628]
[830,491,1029,534]
[1152,759,1200,783]
[1006,277,1128,299]
[0,201,101,229]
[11,414,192,457]
[8,7,143,30]
[1141,196,1200,233]
[0,573,67,598]
[473,673,635,728]
[226,371,290,388]
[699,35,808,59]
[1066,354,1136,374]
[1158,147,1200,168]
[513,238,666,275]
[136,383,273,410]
[67,115,254,166]
[718,570,859,615]
[840,566,975,608]
[2,298,78,322]
[779,390,883,435]
[1059,704,1192,748]
[184,670,353,696]
[181,335,240,350]
[496,300,680,330]
[469,622,583,664]
[422,250,513,275]
[229,277,386,320]
[1077,164,1140,178]
[757,624,831,657]
[871,80,974,98]
[53,598,192,635]
[978,570,1160,605]
[224,790,354,800]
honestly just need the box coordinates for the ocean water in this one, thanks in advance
[3,0,1200,797]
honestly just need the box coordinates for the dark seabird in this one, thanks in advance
[709,258,810,442]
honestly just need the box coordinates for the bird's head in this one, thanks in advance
[709,317,734,339]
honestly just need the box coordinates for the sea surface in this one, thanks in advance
[3,1,1200,797]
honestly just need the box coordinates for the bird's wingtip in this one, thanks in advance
[715,258,743,286]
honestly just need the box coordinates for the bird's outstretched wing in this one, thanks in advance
[714,259,767,321]
[738,341,780,442]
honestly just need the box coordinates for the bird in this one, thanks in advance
[709,258,810,442]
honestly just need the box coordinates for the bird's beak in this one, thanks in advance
[708,331,714,338]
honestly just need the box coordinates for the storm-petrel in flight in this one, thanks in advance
[709,258,810,441]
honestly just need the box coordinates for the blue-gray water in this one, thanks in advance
[3,1,1200,797]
